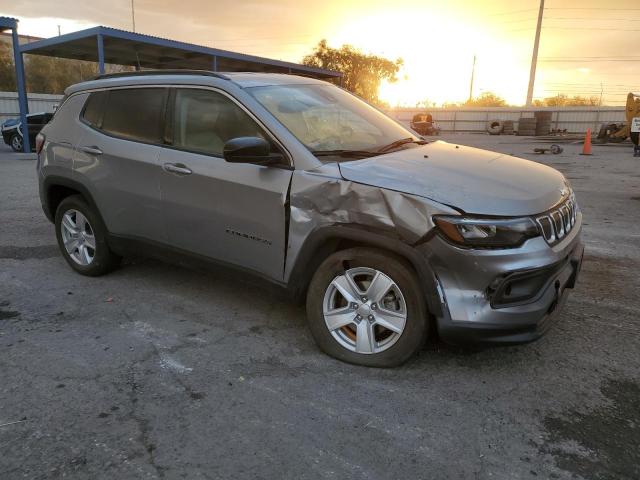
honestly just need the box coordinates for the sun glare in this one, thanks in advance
[327,8,532,106]
[4,1,631,107]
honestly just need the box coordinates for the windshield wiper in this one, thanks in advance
[312,149,379,158]
[376,137,428,153]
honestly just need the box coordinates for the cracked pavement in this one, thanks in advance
[1,136,639,479]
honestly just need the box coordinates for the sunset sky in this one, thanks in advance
[2,0,639,106]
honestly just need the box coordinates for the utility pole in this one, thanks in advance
[468,54,476,101]
[131,0,136,32]
[57,24,61,36]
[526,0,544,106]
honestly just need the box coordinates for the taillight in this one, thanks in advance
[35,132,45,154]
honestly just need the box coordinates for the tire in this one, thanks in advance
[55,195,120,276]
[10,134,22,152]
[486,120,503,135]
[306,247,429,367]
[550,144,563,154]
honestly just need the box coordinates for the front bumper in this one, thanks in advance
[2,129,14,145]
[419,213,584,345]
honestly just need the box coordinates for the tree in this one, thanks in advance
[463,92,507,107]
[415,99,436,108]
[24,55,99,94]
[302,40,402,105]
[533,94,599,107]
[0,42,17,91]
[0,44,133,94]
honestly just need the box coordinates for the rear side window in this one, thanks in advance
[82,91,108,127]
[102,88,167,143]
[84,88,167,144]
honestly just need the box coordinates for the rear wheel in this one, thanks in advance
[306,248,428,367]
[55,195,120,276]
[10,134,22,152]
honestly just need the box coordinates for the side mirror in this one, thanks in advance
[223,137,282,165]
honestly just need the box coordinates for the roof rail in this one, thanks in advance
[93,69,230,81]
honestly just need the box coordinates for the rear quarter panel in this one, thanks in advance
[38,93,89,180]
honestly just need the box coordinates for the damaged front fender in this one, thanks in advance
[284,165,458,312]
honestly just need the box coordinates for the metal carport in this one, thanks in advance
[6,20,343,152]
[1,17,29,152]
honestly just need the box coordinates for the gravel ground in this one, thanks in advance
[1,135,639,480]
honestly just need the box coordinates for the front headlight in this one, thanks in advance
[433,215,540,248]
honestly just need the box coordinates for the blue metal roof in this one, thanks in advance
[0,16,18,31]
[19,26,341,79]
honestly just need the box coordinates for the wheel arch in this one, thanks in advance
[286,225,443,317]
[42,175,102,224]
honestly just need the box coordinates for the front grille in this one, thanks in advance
[536,196,578,244]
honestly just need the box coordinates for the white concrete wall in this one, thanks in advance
[386,106,626,134]
[0,92,64,124]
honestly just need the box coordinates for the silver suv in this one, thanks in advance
[37,71,583,367]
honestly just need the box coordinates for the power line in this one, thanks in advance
[540,59,640,62]
[544,16,640,21]
[540,56,640,59]
[545,7,640,11]
[543,26,640,31]
[545,83,639,87]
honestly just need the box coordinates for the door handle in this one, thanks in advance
[79,145,102,155]
[163,163,192,175]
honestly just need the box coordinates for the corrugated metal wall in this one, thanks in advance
[0,91,627,135]
[387,106,626,134]
[0,92,63,123]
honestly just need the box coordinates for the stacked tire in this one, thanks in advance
[486,120,503,135]
[503,120,515,135]
[534,111,552,136]
[517,117,537,136]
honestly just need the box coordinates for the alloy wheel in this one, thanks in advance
[60,209,96,266]
[322,267,407,354]
[11,135,22,152]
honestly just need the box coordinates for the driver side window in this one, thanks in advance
[172,88,267,156]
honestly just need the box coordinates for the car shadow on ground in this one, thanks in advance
[112,254,537,368]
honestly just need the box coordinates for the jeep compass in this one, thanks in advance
[37,71,583,367]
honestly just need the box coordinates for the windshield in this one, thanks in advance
[247,83,419,156]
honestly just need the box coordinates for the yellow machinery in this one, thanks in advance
[596,92,640,143]
[612,92,640,140]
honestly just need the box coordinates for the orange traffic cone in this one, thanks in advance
[580,128,592,155]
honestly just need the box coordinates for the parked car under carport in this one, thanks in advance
[1,112,53,152]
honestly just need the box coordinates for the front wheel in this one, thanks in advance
[306,248,429,367]
[10,134,23,152]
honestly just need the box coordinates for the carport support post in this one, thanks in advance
[212,55,218,72]
[97,33,105,74]
[12,26,30,153]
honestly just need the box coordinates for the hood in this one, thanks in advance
[338,141,568,216]
[1,118,19,129]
